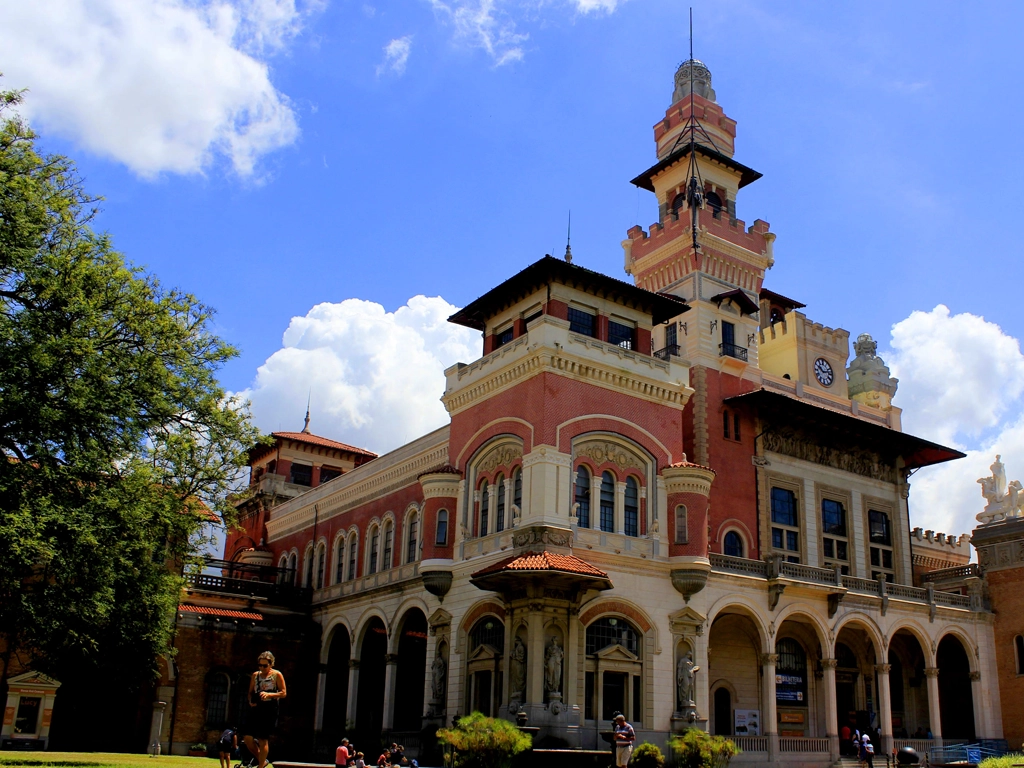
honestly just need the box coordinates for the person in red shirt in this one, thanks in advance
[335,738,351,768]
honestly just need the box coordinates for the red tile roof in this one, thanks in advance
[272,432,377,457]
[419,464,462,478]
[178,604,263,621]
[667,460,716,473]
[472,551,608,579]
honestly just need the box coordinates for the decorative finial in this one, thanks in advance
[302,391,311,434]
[564,210,572,264]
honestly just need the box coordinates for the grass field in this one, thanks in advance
[0,753,220,768]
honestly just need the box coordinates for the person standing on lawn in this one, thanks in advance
[613,714,635,767]
[218,726,238,768]
[244,651,287,768]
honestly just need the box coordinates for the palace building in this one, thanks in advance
[143,58,1006,765]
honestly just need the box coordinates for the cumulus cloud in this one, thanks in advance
[377,36,413,76]
[0,0,317,177]
[571,0,621,12]
[885,305,1024,537]
[428,0,527,66]
[237,296,479,455]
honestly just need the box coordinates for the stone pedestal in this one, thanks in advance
[671,705,707,732]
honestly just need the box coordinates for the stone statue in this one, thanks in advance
[511,505,521,528]
[509,635,527,696]
[650,517,660,536]
[977,455,1024,524]
[544,637,563,693]
[676,652,700,709]
[431,654,447,702]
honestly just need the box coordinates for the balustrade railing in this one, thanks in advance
[894,739,935,754]
[654,344,682,361]
[729,736,768,752]
[709,553,768,577]
[922,564,979,581]
[778,737,830,753]
[719,342,749,361]
[184,572,311,606]
[780,561,838,585]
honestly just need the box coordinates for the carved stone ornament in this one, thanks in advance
[821,658,838,671]
[476,443,524,475]
[970,671,981,681]
[574,440,647,472]
[662,463,716,496]
[760,653,779,667]
[762,429,896,483]
[670,564,711,603]
[923,667,940,678]
[513,526,573,549]
[422,571,454,602]
[874,664,892,675]
[976,454,1024,524]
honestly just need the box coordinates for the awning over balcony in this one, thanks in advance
[724,388,964,470]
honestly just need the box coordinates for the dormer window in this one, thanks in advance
[568,307,596,337]
[290,463,312,486]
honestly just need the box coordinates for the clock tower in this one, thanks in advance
[623,58,774,375]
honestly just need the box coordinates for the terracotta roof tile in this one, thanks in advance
[667,460,716,472]
[272,432,377,457]
[472,551,608,579]
[178,604,263,621]
[419,464,462,478]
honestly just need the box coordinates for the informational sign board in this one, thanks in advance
[967,749,981,764]
[734,709,760,735]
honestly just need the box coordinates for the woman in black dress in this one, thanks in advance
[243,651,287,768]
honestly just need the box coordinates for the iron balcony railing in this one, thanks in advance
[654,344,682,361]
[719,342,748,361]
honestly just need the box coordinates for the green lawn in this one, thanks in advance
[0,753,221,768]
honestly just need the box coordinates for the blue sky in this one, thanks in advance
[3,0,1024,539]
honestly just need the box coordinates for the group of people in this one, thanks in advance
[216,651,288,768]
[839,724,877,768]
[335,739,416,768]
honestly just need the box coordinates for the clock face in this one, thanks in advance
[814,357,834,387]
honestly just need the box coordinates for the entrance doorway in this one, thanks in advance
[714,688,732,736]
[602,672,627,720]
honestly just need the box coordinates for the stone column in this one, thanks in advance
[762,653,779,761]
[876,663,893,757]
[591,475,602,530]
[346,660,360,731]
[970,670,984,739]
[924,667,942,744]
[615,481,626,534]
[527,603,545,710]
[148,701,167,756]
[382,653,400,731]
[503,477,513,531]
[822,658,840,761]
[314,662,329,736]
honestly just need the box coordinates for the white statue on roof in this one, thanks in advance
[977,455,1024,524]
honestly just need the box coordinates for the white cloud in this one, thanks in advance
[0,0,317,177]
[428,0,527,66]
[571,0,621,12]
[885,305,1024,538]
[377,36,413,77]
[237,295,479,455]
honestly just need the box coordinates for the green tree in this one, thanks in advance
[0,84,259,723]
[669,729,740,768]
[436,713,532,768]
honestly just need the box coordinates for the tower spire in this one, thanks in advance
[302,391,311,434]
[564,211,572,264]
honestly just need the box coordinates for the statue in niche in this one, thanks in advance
[676,652,700,709]
[544,637,563,694]
[431,653,447,702]
[509,635,527,696]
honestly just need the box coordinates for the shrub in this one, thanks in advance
[669,729,740,768]
[632,742,666,768]
[979,756,1024,768]
[436,712,532,768]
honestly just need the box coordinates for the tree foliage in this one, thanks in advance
[0,84,259,694]
[669,729,740,768]
[633,741,666,768]
[436,713,532,768]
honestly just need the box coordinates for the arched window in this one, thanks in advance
[495,473,506,533]
[671,192,685,213]
[479,483,489,537]
[675,506,688,544]
[513,469,522,512]
[304,545,315,587]
[1016,635,1024,675]
[368,526,380,574]
[436,509,449,546]
[277,554,289,584]
[347,533,357,580]
[334,537,345,584]
[575,466,591,529]
[624,477,639,537]
[315,543,326,589]
[723,531,743,557]
[287,552,298,585]
[406,511,419,564]
[586,617,639,656]
[470,617,505,652]
[205,671,230,728]
[600,472,615,533]
[775,638,807,706]
[382,521,394,570]
[706,190,723,218]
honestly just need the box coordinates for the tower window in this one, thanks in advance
[674,505,688,544]
[706,190,723,218]
[435,509,449,546]
[568,307,596,337]
[495,326,514,348]
[290,463,312,486]
[724,531,744,558]
[609,321,634,350]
